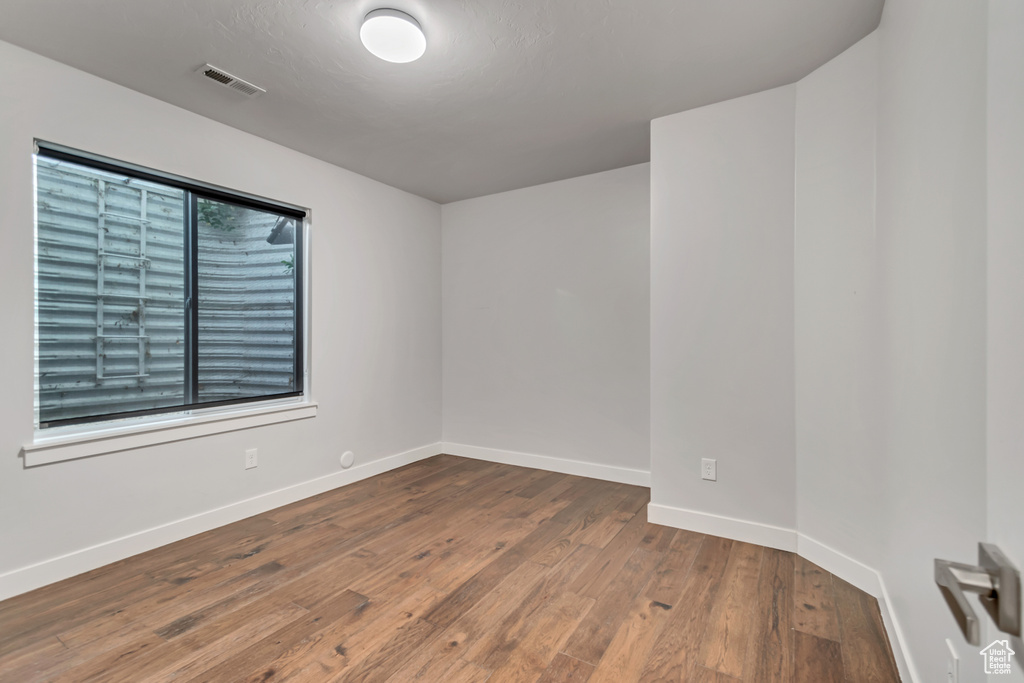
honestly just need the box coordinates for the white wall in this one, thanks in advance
[794,35,884,571]
[651,14,995,677]
[4,8,1017,680]
[987,0,1024,676]
[442,165,650,482]
[0,41,442,596]
[875,0,989,680]
[650,86,797,542]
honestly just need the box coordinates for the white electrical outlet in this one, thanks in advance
[945,638,958,683]
[701,458,717,481]
[245,448,258,470]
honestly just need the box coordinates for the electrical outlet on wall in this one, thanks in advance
[245,448,258,470]
[701,458,717,481]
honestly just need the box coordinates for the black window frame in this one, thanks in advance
[35,142,306,429]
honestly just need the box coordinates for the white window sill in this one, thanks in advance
[22,400,318,467]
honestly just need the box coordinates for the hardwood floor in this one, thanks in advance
[0,455,900,682]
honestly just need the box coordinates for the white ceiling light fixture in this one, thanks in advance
[360,8,426,63]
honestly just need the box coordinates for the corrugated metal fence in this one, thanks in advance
[36,158,296,425]
[196,200,298,403]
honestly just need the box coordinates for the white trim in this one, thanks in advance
[796,533,917,682]
[441,442,651,487]
[647,511,918,681]
[646,502,798,551]
[0,442,441,601]
[23,400,318,466]
[877,575,919,683]
[8,434,921,682]
[797,533,881,596]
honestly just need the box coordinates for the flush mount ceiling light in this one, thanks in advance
[360,8,426,63]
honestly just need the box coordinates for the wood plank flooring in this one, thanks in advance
[0,455,901,682]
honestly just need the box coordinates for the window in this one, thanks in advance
[34,143,305,429]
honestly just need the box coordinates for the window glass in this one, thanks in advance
[196,199,297,402]
[34,148,303,428]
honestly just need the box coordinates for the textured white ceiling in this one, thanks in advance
[1,0,883,203]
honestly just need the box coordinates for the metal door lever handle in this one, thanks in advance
[935,543,1021,646]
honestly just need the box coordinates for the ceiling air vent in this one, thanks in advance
[196,64,266,98]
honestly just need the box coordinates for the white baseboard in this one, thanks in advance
[647,502,798,551]
[647,507,918,682]
[796,533,881,596]
[1,439,918,682]
[0,442,442,602]
[796,533,917,682]
[441,442,651,487]
[876,575,918,683]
